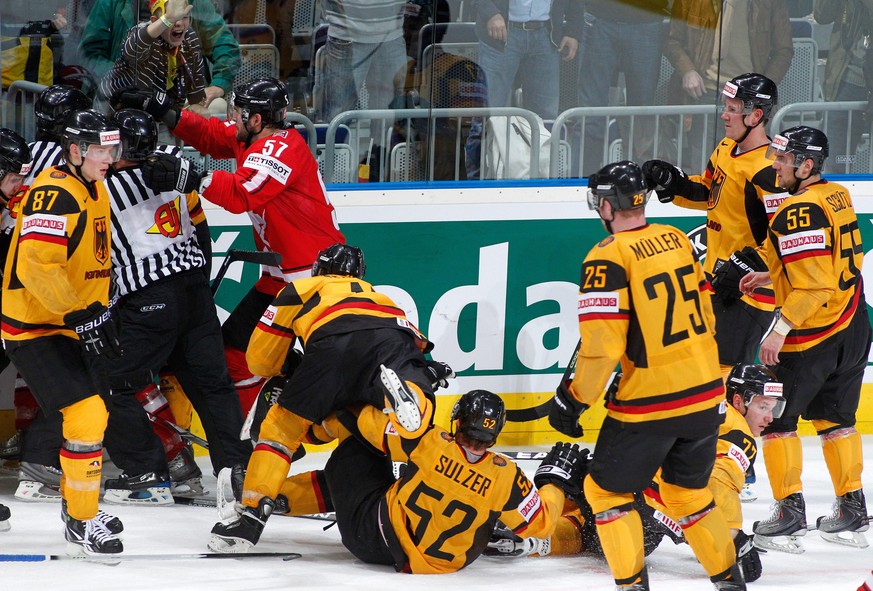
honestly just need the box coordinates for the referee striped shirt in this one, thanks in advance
[107,147,206,296]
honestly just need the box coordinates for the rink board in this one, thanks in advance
[4,180,873,445]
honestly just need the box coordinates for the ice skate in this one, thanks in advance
[63,501,123,556]
[168,445,206,498]
[753,492,807,554]
[0,503,10,532]
[103,470,173,505]
[816,489,870,549]
[739,483,757,503]
[209,497,274,553]
[0,430,21,459]
[379,364,422,433]
[15,462,62,502]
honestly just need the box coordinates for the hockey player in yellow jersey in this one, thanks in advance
[208,242,455,553]
[646,363,786,582]
[313,390,585,573]
[549,161,744,590]
[738,126,872,553]
[642,73,783,374]
[1,109,124,556]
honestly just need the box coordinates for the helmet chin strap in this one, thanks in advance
[242,115,264,148]
[735,111,762,144]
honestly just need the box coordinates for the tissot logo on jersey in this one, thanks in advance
[244,153,291,184]
[778,229,827,256]
[578,292,620,315]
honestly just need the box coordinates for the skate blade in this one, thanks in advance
[753,533,805,554]
[819,530,869,549]
[14,481,62,503]
[103,486,174,506]
[739,486,757,503]
[207,533,254,554]
[65,542,122,564]
[379,365,422,433]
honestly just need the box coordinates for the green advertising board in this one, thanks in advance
[204,183,873,443]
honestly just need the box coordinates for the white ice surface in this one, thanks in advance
[2,436,872,590]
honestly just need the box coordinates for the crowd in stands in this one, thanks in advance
[0,0,870,180]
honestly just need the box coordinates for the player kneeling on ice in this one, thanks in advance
[208,243,452,552]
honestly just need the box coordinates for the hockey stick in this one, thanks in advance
[0,551,301,563]
[172,496,336,523]
[148,413,210,449]
[503,339,582,423]
[211,249,283,296]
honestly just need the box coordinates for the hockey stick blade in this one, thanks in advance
[0,551,301,563]
[498,451,549,461]
[148,414,209,449]
[173,495,337,523]
[211,249,282,296]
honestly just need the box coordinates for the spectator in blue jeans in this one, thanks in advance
[473,0,584,120]
[577,1,668,177]
[467,0,583,179]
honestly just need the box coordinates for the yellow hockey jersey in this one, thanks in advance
[569,223,725,435]
[646,403,755,530]
[354,406,565,574]
[762,179,865,353]
[2,165,112,341]
[673,138,784,310]
[247,275,431,377]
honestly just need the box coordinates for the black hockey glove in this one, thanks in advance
[642,159,687,203]
[64,302,122,359]
[143,152,203,195]
[109,87,180,128]
[424,360,454,390]
[548,382,588,438]
[734,529,763,583]
[710,246,767,305]
[533,442,590,500]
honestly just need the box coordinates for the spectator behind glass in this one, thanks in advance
[318,0,410,121]
[576,1,669,177]
[815,0,873,173]
[100,0,208,111]
[663,0,793,171]
[79,0,240,107]
[223,0,305,81]
[472,0,584,121]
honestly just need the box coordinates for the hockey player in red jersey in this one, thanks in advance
[112,78,345,413]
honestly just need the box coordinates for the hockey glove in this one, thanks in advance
[64,302,122,359]
[734,529,763,582]
[109,87,180,128]
[642,159,687,203]
[424,360,454,390]
[533,442,590,500]
[710,246,768,305]
[548,382,588,438]
[143,152,203,195]
[485,521,551,557]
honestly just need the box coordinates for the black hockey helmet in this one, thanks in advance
[63,109,122,162]
[587,160,650,212]
[450,389,506,446]
[312,243,366,278]
[229,77,289,126]
[726,363,786,418]
[35,84,92,139]
[110,109,158,162]
[722,73,778,120]
[766,125,829,174]
[0,128,33,181]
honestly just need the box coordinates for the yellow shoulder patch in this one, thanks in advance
[492,454,507,467]
[597,235,615,248]
[50,170,67,179]
[440,431,453,442]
